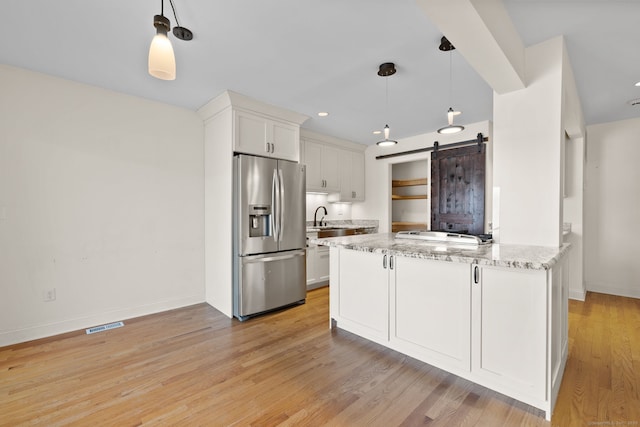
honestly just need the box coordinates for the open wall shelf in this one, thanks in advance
[391,176,428,232]
[392,178,428,187]
[392,178,428,200]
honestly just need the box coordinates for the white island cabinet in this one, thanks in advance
[332,249,390,342]
[392,257,471,373]
[471,265,548,408]
[321,234,570,421]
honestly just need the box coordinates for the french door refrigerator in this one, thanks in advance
[233,154,306,321]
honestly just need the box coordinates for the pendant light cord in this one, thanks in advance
[385,76,389,122]
[169,0,181,27]
[449,50,453,107]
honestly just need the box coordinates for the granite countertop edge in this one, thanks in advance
[310,233,571,271]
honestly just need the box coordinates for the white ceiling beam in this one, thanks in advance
[416,0,526,94]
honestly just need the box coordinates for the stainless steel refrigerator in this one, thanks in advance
[233,154,306,321]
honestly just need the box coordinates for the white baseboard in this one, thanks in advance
[0,294,204,347]
[586,282,640,299]
[569,288,586,301]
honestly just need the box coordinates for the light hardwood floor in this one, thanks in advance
[1,288,639,426]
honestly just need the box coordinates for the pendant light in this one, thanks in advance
[148,0,193,81]
[437,37,464,135]
[376,62,398,147]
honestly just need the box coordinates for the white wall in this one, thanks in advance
[561,37,586,300]
[306,194,352,223]
[202,107,233,317]
[0,65,205,346]
[353,121,492,232]
[584,117,640,299]
[563,134,585,300]
[492,37,564,247]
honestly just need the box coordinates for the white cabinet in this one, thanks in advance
[335,151,365,202]
[333,248,390,342]
[306,233,330,290]
[234,110,299,161]
[471,265,548,402]
[330,246,569,420]
[316,246,330,282]
[392,257,471,372]
[304,139,340,192]
[301,131,366,200]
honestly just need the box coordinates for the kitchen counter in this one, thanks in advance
[324,232,571,420]
[306,219,378,233]
[311,232,570,270]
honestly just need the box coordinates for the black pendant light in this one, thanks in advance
[148,0,193,81]
[437,37,464,135]
[376,63,398,147]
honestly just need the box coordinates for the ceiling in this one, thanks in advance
[2,1,639,145]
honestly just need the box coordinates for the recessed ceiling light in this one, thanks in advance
[372,130,382,135]
[317,112,329,117]
[635,82,640,87]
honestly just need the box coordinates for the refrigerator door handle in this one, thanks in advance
[242,250,305,263]
[278,168,285,242]
[272,168,279,241]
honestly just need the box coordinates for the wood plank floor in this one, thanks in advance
[1,288,639,426]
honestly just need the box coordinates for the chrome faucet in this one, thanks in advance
[313,205,328,227]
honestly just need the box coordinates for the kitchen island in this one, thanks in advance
[311,233,570,421]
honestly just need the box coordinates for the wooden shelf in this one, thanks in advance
[392,176,428,232]
[392,178,428,187]
[392,222,428,232]
[392,177,428,200]
[392,194,428,200]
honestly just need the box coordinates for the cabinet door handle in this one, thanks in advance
[473,266,479,284]
[352,191,356,198]
[389,255,394,270]
[271,143,275,153]
[383,254,387,269]
[266,142,271,153]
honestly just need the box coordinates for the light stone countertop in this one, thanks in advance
[310,232,571,270]
[306,219,378,232]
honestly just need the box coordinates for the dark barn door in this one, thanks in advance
[431,144,486,234]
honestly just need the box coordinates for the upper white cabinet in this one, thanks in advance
[235,110,300,161]
[301,129,366,199]
[337,150,365,202]
[304,139,340,192]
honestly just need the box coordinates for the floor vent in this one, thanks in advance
[86,321,124,335]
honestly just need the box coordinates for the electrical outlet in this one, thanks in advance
[43,288,56,302]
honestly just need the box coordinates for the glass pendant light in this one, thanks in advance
[148,0,193,80]
[437,37,464,135]
[376,63,398,147]
[149,1,176,80]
